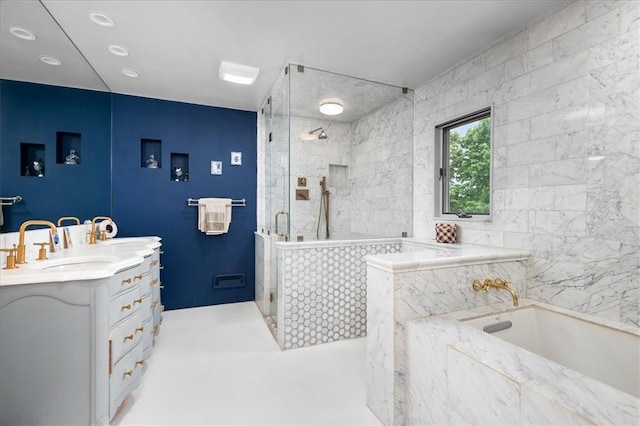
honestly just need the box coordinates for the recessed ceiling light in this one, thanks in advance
[122,68,139,78]
[89,12,114,27]
[319,102,344,116]
[219,61,259,85]
[40,56,62,66]
[108,45,129,56]
[10,27,36,41]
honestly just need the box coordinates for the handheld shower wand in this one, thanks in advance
[316,176,330,239]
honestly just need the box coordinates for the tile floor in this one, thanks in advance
[113,301,381,425]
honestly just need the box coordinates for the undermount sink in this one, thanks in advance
[32,255,121,271]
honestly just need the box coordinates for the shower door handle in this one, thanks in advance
[275,211,289,238]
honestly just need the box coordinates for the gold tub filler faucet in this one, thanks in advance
[473,278,519,307]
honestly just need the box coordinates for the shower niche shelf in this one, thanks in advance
[141,138,162,169]
[20,143,45,177]
[170,153,189,182]
[56,131,81,165]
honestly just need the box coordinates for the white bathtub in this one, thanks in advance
[463,304,640,398]
[406,299,640,425]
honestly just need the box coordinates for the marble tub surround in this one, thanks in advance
[366,244,529,425]
[412,0,640,326]
[0,232,161,286]
[405,300,639,425]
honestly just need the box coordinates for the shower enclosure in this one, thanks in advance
[255,64,414,347]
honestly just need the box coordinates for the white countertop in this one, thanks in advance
[365,240,531,272]
[0,236,161,286]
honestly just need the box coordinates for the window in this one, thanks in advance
[435,108,492,219]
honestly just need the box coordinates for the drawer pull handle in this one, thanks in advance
[135,326,144,333]
[133,298,142,305]
[124,334,134,341]
[159,266,164,270]
[153,325,159,335]
[136,360,145,367]
[150,278,159,285]
[121,304,132,311]
[122,278,132,284]
[150,260,158,266]
[123,370,133,377]
[151,301,158,308]
[134,274,143,280]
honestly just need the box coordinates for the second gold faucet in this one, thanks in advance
[89,216,115,244]
[472,278,519,307]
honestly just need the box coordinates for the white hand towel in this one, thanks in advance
[198,198,232,235]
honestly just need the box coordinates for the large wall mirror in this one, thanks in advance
[0,0,112,232]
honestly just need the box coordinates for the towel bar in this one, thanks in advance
[0,196,22,206]
[187,198,245,207]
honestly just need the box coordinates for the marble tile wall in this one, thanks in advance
[289,117,352,241]
[366,259,527,425]
[277,240,401,350]
[350,95,414,238]
[406,317,639,425]
[413,0,640,326]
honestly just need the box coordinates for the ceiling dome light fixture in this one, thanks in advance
[10,27,36,41]
[89,12,114,27]
[319,102,344,116]
[40,56,62,66]
[122,68,139,78]
[219,61,260,85]
[108,45,129,56]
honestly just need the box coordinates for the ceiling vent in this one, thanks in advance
[219,61,259,85]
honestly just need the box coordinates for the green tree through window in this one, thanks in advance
[445,116,491,214]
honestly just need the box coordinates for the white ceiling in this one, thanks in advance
[1,0,566,113]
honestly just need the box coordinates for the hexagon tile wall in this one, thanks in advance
[278,242,401,349]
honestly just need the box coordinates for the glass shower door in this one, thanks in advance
[265,66,290,331]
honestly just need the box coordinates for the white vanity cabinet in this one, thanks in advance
[107,265,145,419]
[150,247,163,337]
[0,263,147,425]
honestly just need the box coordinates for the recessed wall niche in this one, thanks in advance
[20,143,45,177]
[170,153,189,182]
[56,131,81,165]
[141,138,161,169]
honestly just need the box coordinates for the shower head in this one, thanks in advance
[308,127,328,140]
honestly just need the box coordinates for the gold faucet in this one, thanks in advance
[57,216,81,226]
[0,245,18,269]
[473,278,519,307]
[90,216,114,244]
[16,220,57,264]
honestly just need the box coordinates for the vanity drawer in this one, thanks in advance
[110,342,144,418]
[141,291,153,323]
[139,273,152,298]
[142,316,153,359]
[109,312,144,365]
[109,287,142,327]
[108,265,143,298]
[152,298,161,326]
[141,255,152,275]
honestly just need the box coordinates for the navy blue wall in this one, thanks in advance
[0,80,111,231]
[111,94,257,310]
